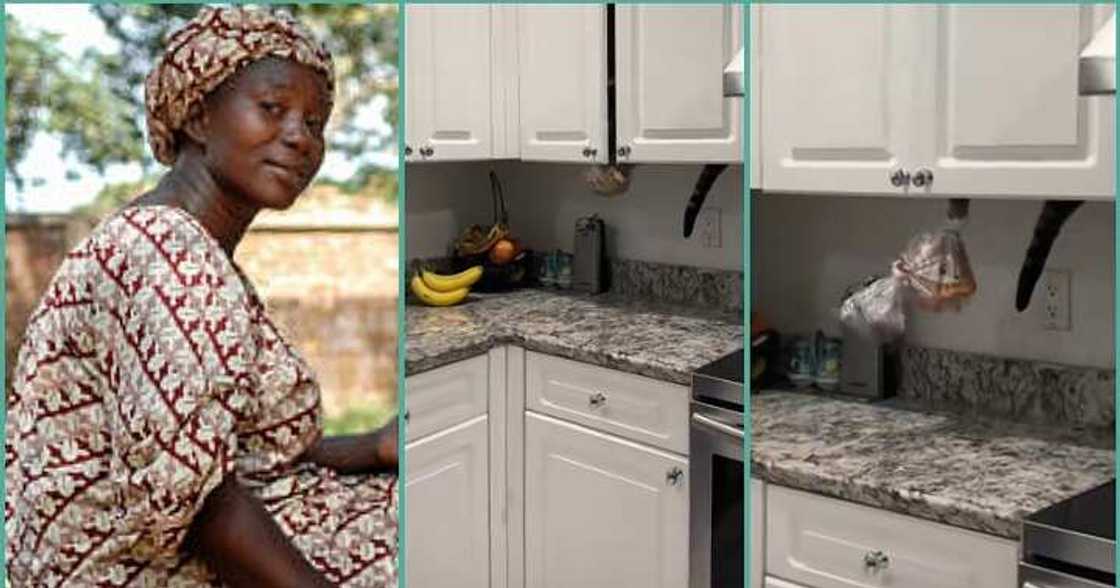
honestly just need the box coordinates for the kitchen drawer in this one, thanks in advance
[525,351,689,454]
[405,355,489,442]
[766,485,1019,588]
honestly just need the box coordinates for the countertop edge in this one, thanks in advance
[406,335,696,386]
[750,461,1024,540]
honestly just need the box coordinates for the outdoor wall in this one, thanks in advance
[5,215,96,389]
[5,214,398,428]
[236,227,399,421]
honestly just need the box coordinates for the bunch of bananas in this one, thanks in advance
[410,265,483,307]
[455,223,509,257]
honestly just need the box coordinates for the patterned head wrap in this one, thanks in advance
[144,7,335,165]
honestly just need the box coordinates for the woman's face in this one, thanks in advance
[200,57,331,210]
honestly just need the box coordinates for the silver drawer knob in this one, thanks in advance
[617,145,632,157]
[863,550,889,571]
[912,167,934,188]
[666,467,684,486]
[588,392,607,408]
[889,168,910,187]
[582,146,598,158]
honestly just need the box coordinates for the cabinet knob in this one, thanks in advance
[666,467,684,486]
[588,391,608,409]
[582,146,598,158]
[420,145,435,157]
[863,550,890,571]
[404,145,413,156]
[889,168,910,187]
[912,167,934,188]
[617,145,632,158]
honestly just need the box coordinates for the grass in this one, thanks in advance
[323,402,397,436]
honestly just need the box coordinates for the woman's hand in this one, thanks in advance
[185,476,336,588]
[300,419,399,475]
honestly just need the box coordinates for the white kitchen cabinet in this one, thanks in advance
[615,4,742,163]
[404,353,489,442]
[750,4,760,189]
[405,5,494,161]
[405,414,491,588]
[525,351,690,454]
[524,411,689,588]
[761,4,1115,199]
[751,478,764,588]
[761,5,922,195]
[517,5,608,163]
[408,5,743,165]
[765,485,1019,588]
[914,5,1114,199]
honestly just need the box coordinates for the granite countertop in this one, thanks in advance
[406,288,743,385]
[752,391,1115,540]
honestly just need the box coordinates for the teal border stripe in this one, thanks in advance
[743,8,752,588]
[396,3,407,588]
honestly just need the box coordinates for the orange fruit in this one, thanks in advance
[489,238,517,265]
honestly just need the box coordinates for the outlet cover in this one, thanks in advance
[1040,269,1071,331]
[698,207,721,248]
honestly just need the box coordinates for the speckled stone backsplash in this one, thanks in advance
[898,346,1114,430]
[607,258,743,313]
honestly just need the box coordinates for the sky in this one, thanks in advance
[4,4,397,214]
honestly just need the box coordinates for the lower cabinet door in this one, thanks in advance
[524,411,689,588]
[751,478,765,588]
[405,415,490,588]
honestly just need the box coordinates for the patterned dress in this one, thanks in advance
[6,205,397,587]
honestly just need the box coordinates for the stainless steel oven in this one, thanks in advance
[1020,480,1114,588]
[689,349,745,588]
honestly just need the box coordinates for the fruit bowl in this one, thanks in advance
[451,249,531,293]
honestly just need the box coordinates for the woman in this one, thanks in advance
[6,8,398,587]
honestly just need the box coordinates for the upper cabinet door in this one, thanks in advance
[750,5,760,188]
[761,5,924,195]
[405,5,493,161]
[517,5,608,163]
[615,5,742,164]
[916,5,1115,200]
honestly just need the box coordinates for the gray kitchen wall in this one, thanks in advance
[406,161,744,271]
[752,194,1115,368]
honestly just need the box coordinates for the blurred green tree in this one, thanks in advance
[6,4,398,200]
[6,16,143,189]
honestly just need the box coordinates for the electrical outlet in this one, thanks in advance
[1040,269,1071,331]
[698,207,721,248]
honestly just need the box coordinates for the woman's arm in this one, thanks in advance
[300,420,399,475]
[185,476,335,588]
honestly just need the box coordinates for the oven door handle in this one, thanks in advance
[691,412,744,440]
[1019,561,1112,588]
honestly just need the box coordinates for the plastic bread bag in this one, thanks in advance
[896,199,977,311]
[840,199,977,340]
[840,273,909,341]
